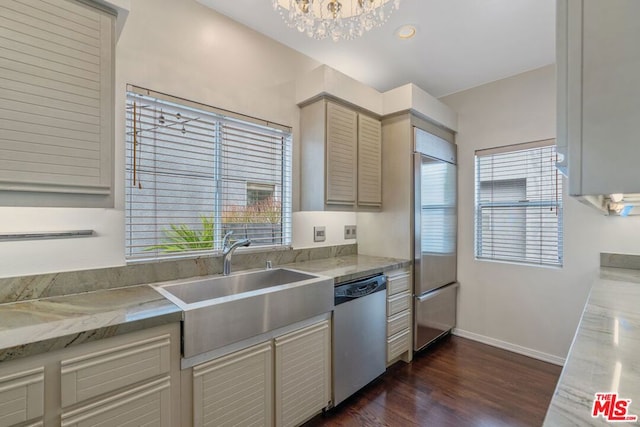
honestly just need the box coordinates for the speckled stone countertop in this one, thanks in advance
[544,266,640,426]
[0,285,181,362]
[281,254,411,284]
[0,252,409,363]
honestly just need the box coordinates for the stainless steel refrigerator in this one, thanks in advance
[413,127,459,352]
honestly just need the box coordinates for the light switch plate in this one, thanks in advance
[314,226,326,242]
[344,225,357,240]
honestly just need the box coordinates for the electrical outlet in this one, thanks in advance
[344,225,357,240]
[314,226,326,242]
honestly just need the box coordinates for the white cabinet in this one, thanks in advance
[386,269,412,365]
[0,324,180,427]
[187,319,331,427]
[357,114,383,207]
[60,325,180,427]
[300,98,382,210]
[0,365,44,427]
[557,0,640,196]
[274,321,331,427]
[192,342,273,427]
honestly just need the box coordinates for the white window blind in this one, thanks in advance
[475,141,563,267]
[125,88,292,260]
[0,0,114,200]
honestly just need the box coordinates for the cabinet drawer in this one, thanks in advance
[387,291,411,317]
[61,333,171,407]
[387,329,410,362]
[387,310,411,338]
[387,273,410,296]
[0,367,44,426]
[61,377,171,427]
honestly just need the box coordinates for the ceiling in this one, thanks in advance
[197,0,555,98]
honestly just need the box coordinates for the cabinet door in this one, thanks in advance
[192,342,273,427]
[0,367,44,426]
[61,333,171,407]
[61,377,171,427]
[274,321,330,427]
[325,102,357,205]
[358,114,382,207]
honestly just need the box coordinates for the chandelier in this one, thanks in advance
[272,0,401,41]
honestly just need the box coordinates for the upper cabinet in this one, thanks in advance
[300,98,382,211]
[0,0,117,207]
[557,0,640,197]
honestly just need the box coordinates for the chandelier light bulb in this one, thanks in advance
[273,0,401,41]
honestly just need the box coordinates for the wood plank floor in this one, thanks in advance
[306,335,562,427]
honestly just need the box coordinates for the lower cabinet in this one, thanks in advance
[386,268,413,365]
[192,342,273,427]
[0,323,180,427]
[274,321,331,427]
[189,319,331,427]
[0,365,44,427]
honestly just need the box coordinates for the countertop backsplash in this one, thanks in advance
[0,244,357,304]
[600,252,640,270]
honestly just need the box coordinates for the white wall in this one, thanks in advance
[441,65,640,363]
[0,0,320,278]
[292,212,357,249]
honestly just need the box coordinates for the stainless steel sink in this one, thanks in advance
[151,268,334,358]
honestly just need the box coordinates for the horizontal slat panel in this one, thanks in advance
[0,367,44,425]
[387,291,411,317]
[126,91,292,259]
[0,5,100,48]
[61,334,171,407]
[475,143,562,266]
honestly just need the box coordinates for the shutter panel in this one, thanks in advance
[357,113,382,206]
[0,0,113,196]
[325,102,357,205]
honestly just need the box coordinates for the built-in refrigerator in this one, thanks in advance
[413,127,458,352]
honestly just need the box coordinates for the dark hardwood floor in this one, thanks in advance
[306,335,562,427]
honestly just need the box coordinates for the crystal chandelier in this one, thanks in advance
[272,0,401,41]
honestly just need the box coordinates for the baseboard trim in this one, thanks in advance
[452,328,565,366]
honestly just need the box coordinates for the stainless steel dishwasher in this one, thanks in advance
[332,274,387,406]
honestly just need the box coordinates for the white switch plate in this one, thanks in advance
[314,226,326,242]
[344,225,357,240]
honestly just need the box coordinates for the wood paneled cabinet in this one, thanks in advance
[0,324,180,427]
[187,319,331,427]
[386,269,413,365]
[557,0,640,197]
[300,99,382,210]
[0,365,44,426]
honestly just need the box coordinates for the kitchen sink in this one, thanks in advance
[151,268,333,359]
[157,268,320,304]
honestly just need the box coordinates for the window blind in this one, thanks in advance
[475,141,563,267]
[0,0,114,198]
[125,89,292,260]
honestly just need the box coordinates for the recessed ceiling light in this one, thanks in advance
[396,25,416,40]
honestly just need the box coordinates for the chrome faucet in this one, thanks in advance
[222,231,251,275]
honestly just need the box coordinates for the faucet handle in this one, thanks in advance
[222,231,233,248]
[266,260,272,270]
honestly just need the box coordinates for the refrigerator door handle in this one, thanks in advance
[416,283,459,302]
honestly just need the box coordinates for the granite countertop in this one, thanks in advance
[281,254,411,284]
[0,254,410,363]
[0,285,181,362]
[544,267,640,426]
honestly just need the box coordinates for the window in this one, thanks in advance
[125,87,292,260]
[246,183,275,205]
[475,140,563,266]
